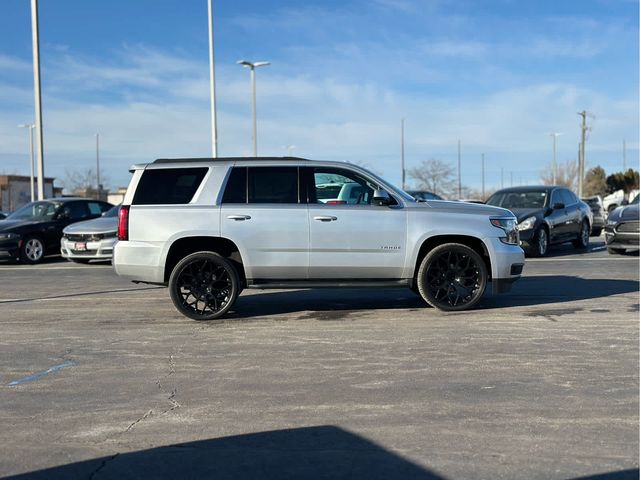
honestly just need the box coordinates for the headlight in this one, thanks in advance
[0,232,20,240]
[517,216,536,231]
[490,217,519,245]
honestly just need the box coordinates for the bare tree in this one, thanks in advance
[408,159,456,198]
[63,167,108,193]
[540,159,578,191]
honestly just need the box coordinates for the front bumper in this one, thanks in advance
[516,228,536,252]
[604,223,640,250]
[0,238,21,259]
[483,237,525,295]
[61,237,117,260]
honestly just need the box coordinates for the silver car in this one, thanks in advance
[61,204,119,263]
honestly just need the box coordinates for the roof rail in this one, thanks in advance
[153,156,310,164]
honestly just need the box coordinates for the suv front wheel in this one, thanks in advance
[416,243,488,311]
[169,251,240,320]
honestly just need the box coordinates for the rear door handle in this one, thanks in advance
[227,215,251,221]
[313,216,338,222]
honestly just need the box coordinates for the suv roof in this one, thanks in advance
[153,156,310,164]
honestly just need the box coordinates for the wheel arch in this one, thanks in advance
[164,236,246,285]
[412,235,491,281]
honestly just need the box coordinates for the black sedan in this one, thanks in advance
[0,198,112,264]
[604,195,639,254]
[486,186,593,257]
[407,190,444,201]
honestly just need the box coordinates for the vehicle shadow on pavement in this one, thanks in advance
[227,275,638,319]
[480,275,640,309]
[3,426,444,480]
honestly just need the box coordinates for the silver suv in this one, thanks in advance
[114,157,524,320]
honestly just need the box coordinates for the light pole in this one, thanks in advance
[285,145,296,156]
[207,0,218,157]
[237,60,270,156]
[481,153,485,201]
[17,124,36,202]
[401,118,405,190]
[95,133,101,195]
[549,133,562,185]
[30,0,45,199]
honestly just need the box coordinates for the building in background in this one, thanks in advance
[107,187,127,205]
[0,175,61,213]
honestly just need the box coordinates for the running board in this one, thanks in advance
[247,279,411,289]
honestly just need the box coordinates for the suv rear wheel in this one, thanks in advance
[169,251,240,320]
[416,243,488,311]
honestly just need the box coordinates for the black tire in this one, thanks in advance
[591,227,602,237]
[169,251,240,321]
[572,220,590,249]
[20,236,45,264]
[416,243,488,311]
[530,227,549,257]
[71,258,91,264]
[607,247,625,255]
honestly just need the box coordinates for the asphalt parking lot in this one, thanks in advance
[0,237,638,480]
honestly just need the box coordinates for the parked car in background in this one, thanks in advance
[486,186,592,257]
[603,189,639,213]
[581,195,605,236]
[61,204,120,263]
[604,195,640,254]
[0,198,113,264]
[406,190,444,201]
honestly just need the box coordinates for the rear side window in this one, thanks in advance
[221,167,247,203]
[133,168,208,205]
[248,167,299,204]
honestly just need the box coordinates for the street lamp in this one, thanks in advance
[237,60,270,156]
[549,133,562,185]
[17,124,36,202]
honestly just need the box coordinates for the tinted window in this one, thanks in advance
[564,190,578,204]
[62,202,90,220]
[221,167,247,203]
[87,202,104,215]
[133,168,208,205]
[103,204,121,217]
[486,191,547,209]
[248,167,298,204]
[558,190,574,206]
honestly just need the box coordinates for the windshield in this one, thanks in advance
[103,204,121,218]
[7,201,59,220]
[631,195,639,205]
[487,191,547,209]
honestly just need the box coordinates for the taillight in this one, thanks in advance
[326,200,347,205]
[118,205,130,241]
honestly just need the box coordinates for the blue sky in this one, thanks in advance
[0,0,638,194]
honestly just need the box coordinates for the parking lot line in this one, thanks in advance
[528,257,634,262]
[7,361,76,386]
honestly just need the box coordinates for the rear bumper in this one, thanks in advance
[113,240,165,283]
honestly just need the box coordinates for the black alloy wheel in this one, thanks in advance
[572,220,590,249]
[532,227,548,257]
[169,251,239,320]
[21,236,45,264]
[416,243,488,311]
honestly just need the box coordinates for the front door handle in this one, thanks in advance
[314,216,338,222]
[227,215,251,221]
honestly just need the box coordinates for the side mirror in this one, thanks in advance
[373,189,392,206]
[552,202,565,210]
